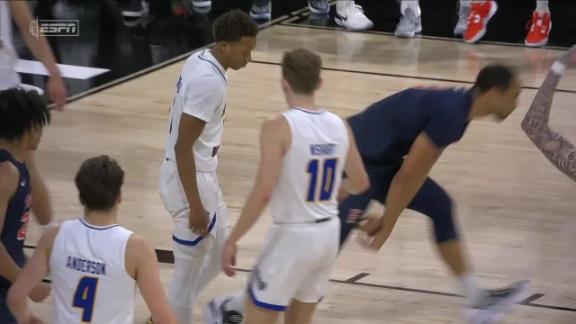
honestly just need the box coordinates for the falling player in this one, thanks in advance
[340,65,529,323]
[521,45,576,181]
[159,9,258,324]
[7,155,177,324]
[221,48,369,324]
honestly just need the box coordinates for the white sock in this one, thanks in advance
[169,299,194,324]
[401,0,421,17]
[535,0,549,12]
[336,0,354,13]
[458,273,486,306]
[223,292,246,313]
[460,0,471,10]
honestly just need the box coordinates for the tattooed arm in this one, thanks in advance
[521,47,576,181]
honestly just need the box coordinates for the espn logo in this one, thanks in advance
[29,19,79,38]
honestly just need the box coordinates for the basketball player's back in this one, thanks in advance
[6,156,176,324]
[270,107,348,224]
[221,48,369,324]
[50,218,135,324]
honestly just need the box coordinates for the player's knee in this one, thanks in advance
[426,195,458,243]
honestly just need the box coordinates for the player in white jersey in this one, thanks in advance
[0,1,66,106]
[221,49,369,324]
[7,155,176,324]
[159,9,258,324]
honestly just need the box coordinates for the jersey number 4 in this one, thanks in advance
[73,276,99,322]
[306,158,338,202]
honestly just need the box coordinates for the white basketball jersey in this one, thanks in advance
[164,49,227,172]
[50,218,136,324]
[270,107,349,224]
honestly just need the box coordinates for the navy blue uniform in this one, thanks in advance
[340,88,472,245]
[0,149,32,323]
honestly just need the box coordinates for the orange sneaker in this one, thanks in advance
[525,11,551,47]
[464,1,498,44]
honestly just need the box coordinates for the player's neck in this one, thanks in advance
[84,207,119,227]
[0,140,26,161]
[210,47,228,71]
[468,90,492,120]
[287,93,317,111]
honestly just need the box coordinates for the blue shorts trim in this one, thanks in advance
[248,287,287,312]
[172,213,217,246]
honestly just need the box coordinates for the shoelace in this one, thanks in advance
[525,13,547,34]
[467,1,491,25]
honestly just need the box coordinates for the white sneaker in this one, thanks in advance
[205,297,243,324]
[394,7,422,38]
[467,280,529,324]
[454,4,470,36]
[250,0,271,20]
[335,0,373,31]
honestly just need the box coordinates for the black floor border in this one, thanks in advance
[345,272,370,283]
[24,245,576,313]
[250,59,576,94]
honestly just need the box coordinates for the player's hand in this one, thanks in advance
[222,241,237,277]
[360,224,393,251]
[358,217,382,236]
[29,282,50,302]
[47,74,67,111]
[558,45,576,66]
[21,313,44,324]
[188,206,210,236]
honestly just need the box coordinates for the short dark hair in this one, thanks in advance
[282,48,322,95]
[213,9,258,42]
[0,88,51,142]
[473,64,517,93]
[75,155,125,211]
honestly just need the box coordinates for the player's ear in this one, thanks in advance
[216,40,229,54]
[281,78,290,93]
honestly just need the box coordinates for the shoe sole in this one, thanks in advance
[191,0,212,7]
[335,17,374,31]
[467,280,530,324]
[122,11,147,17]
[525,22,551,47]
[250,12,271,20]
[525,37,549,47]
[465,1,498,44]
[394,24,422,38]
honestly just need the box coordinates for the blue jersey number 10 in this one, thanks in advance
[73,276,99,322]
[306,158,338,202]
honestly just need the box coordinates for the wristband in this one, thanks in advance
[551,61,566,75]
